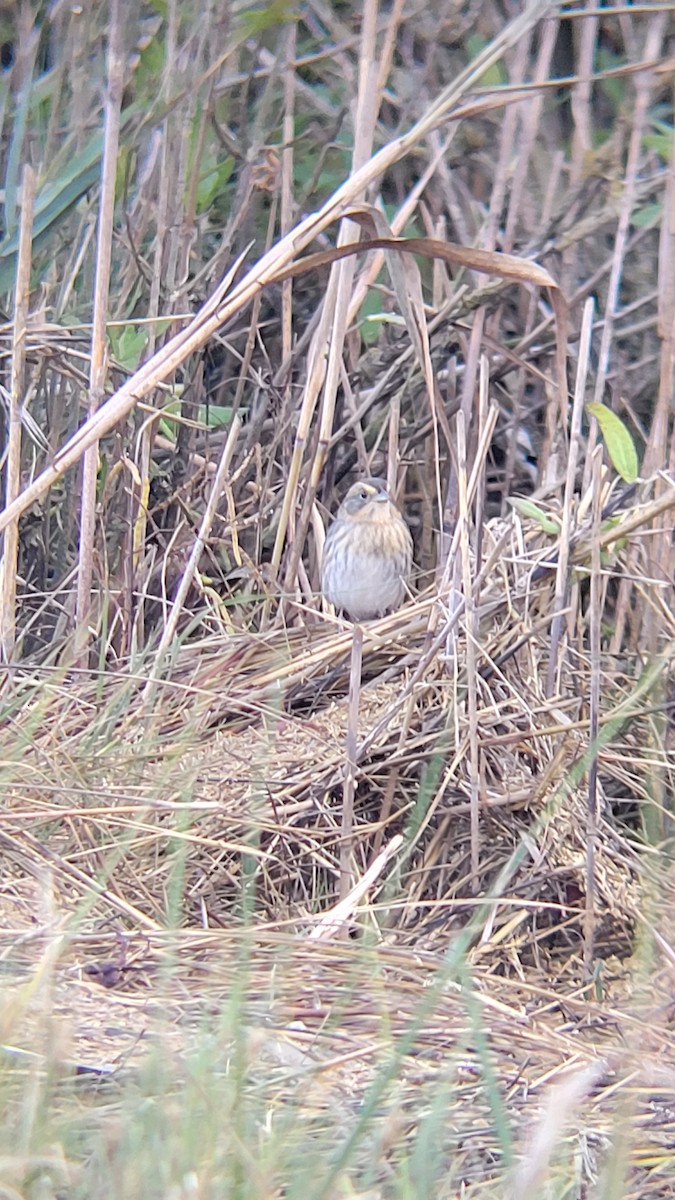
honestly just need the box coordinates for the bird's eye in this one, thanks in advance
[358,488,368,500]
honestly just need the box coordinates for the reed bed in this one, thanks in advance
[1,2,674,1196]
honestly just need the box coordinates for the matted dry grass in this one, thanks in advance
[2,923,675,1196]
[3,478,672,941]
[2,480,675,1193]
[1,2,675,1194]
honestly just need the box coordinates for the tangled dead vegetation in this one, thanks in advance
[2,477,673,964]
[2,423,674,1200]
[1,4,675,1192]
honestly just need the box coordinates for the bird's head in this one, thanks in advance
[338,478,393,521]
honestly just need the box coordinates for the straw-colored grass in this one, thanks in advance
[1,2,674,1196]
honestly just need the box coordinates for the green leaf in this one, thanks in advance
[632,201,662,229]
[644,121,673,163]
[198,405,233,428]
[597,48,624,110]
[157,397,235,441]
[196,156,235,212]
[158,419,176,443]
[109,324,149,371]
[465,33,506,87]
[0,132,104,291]
[358,287,403,345]
[138,27,166,76]
[239,2,298,37]
[599,514,628,554]
[586,402,639,483]
[0,99,140,293]
[508,497,561,534]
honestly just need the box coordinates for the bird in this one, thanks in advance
[321,477,413,621]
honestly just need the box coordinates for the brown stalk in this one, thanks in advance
[341,623,364,901]
[457,410,480,884]
[500,47,560,500]
[278,0,381,608]
[280,20,297,375]
[473,359,490,574]
[359,208,452,489]
[562,0,598,296]
[584,444,603,974]
[640,101,675,650]
[503,15,559,252]
[0,164,35,662]
[546,297,594,698]
[129,0,179,651]
[386,391,401,494]
[74,0,125,652]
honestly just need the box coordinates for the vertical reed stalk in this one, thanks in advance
[74,0,125,654]
[0,164,35,662]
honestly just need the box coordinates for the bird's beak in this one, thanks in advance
[374,490,389,503]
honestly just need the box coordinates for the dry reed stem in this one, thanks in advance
[128,0,180,650]
[280,18,297,423]
[277,1,387,607]
[0,163,34,662]
[457,410,480,884]
[584,444,604,974]
[74,0,125,648]
[546,297,593,697]
[640,106,675,653]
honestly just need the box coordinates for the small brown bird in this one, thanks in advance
[321,478,413,621]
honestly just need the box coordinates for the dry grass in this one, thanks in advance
[1,2,675,1196]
